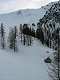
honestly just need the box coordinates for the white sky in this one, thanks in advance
[0,0,59,13]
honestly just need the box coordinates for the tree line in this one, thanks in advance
[0,22,59,52]
[0,23,33,52]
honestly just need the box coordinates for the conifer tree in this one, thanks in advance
[0,23,5,49]
[20,24,23,42]
[23,34,26,46]
[14,26,17,52]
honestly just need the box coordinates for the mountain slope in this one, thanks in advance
[0,2,54,27]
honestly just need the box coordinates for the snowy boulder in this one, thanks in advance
[44,57,52,63]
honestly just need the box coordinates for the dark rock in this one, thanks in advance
[44,57,52,63]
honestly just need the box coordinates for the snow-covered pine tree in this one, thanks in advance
[14,26,17,52]
[8,26,17,52]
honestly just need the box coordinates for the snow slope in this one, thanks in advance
[0,39,54,80]
[0,2,54,27]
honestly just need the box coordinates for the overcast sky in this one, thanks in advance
[0,0,59,13]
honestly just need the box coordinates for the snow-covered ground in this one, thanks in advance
[0,39,54,80]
